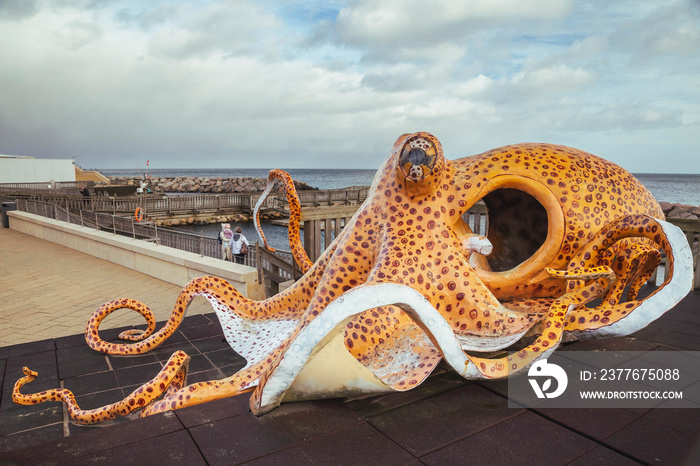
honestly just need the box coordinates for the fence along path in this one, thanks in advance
[4,186,371,218]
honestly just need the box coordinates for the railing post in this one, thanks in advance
[200,230,204,256]
[256,241,262,284]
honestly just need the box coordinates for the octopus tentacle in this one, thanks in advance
[598,238,660,305]
[13,351,191,425]
[140,364,263,417]
[627,247,661,301]
[563,215,693,338]
[463,267,615,379]
[254,169,313,272]
[249,283,460,415]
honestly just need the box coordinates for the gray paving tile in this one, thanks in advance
[421,411,597,465]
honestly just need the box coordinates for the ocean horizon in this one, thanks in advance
[100,168,700,207]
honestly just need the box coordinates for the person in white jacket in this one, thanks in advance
[219,224,234,260]
[229,226,249,264]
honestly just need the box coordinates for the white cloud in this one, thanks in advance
[334,0,573,53]
[0,0,697,174]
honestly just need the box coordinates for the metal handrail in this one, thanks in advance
[13,198,261,268]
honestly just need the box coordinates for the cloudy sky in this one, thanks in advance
[0,0,698,172]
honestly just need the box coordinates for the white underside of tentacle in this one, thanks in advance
[256,283,539,414]
[253,178,277,246]
[455,329,530,352]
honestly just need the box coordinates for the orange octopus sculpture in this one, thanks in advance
[14,132,693,424]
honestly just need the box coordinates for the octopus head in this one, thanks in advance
[394,132,445,196]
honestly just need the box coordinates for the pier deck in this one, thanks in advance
[1,226,700,464]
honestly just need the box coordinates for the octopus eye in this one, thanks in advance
[399,137,437,181]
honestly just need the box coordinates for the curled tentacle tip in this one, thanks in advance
[118,329,147,341]
[463,234,493,256]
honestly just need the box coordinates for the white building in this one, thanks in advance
[0,155,76,184]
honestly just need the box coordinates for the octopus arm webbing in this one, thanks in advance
[85,275,299,355]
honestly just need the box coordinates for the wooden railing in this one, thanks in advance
[256,245,303,296]
[295,186,369,206]
[11,192,278,217]
[4,185,371,218]
[13,198,258,268]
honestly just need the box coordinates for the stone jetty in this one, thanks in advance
[106,175,316,227]
[108,176,317,194]
[152,210,286,227]
[659,202,700,220]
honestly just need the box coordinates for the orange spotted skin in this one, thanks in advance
[14,132,684,422]
[451,142,663,299]
[13,351,191,424]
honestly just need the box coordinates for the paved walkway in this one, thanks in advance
[0,227,212,347]
[2,224,700,463]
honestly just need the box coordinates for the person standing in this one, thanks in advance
[229,226,249,264]
[219,224,234,260]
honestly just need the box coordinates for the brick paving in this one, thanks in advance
[0,227,212,347]
[1,225,700,464]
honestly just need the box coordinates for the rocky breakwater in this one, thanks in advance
[108,176,316,194]
[660,202,700,265]
[659,202,700,220]
[108,175,317,227]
